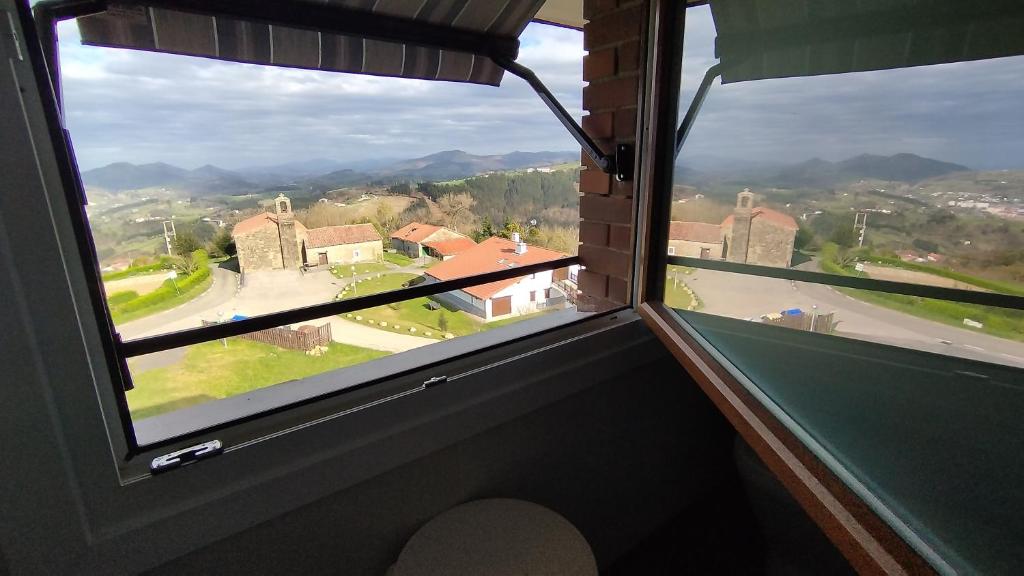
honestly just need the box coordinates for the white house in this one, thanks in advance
[423,236,569,321]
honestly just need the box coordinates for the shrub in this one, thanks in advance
[113,251,210,314]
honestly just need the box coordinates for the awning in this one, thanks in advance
[74,0,546,86]
[710,0,1024,84]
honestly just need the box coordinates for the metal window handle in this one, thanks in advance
[150,440,224,474]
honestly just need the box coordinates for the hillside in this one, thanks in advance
[82,150,578,195]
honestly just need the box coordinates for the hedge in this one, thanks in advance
[111,251,210,315]
[106,291,139,307]
[866,255,1024,296]
[101,257,174,281]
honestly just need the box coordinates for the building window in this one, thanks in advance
[667,246,675,256]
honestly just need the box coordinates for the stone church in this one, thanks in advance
[233,194,383,273]
[669,190,798,268]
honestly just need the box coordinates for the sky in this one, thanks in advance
[57,5,1024,172]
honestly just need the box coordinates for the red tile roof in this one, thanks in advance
[424,237,477,256]
[722,207,799,231]
[305,224,381,248]
[232,212,308,236]
[425,237,566,300]
[669,221,723,243]
[391,222,443,243]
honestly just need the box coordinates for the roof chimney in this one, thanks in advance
[511,232,521,243]
[515,241,528,255]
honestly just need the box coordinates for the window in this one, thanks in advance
[639,1,1024,573]
[667,246,675,256]
[41,1,594,453]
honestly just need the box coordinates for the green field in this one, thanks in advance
[109,273,212,324]
[383,252,416,267]
[344,297,480,337]
[330,262,391,277]
[664,265,698,310]
[127,339,388,419]
[339,273,420,299]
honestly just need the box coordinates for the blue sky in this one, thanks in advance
[57,5,1024,171]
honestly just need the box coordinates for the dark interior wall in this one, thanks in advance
[146,354,736,575]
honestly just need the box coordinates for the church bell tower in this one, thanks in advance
[275,194,301,269]
[727,189,754,264]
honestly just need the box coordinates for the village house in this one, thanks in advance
[423,235,568,321]
[391,222,474,260]
[669,190,798,268]
[232,194,383,273]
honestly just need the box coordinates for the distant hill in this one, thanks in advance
[81,150,580,195]
[82,162,191,191]
[771,153,970,188]
[380,150,577,181]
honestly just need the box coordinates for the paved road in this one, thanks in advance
[686,267,1024,368]
[122,266,437,372]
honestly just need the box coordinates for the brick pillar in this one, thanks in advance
[578,0,645,307]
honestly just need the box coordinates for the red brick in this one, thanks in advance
[583,47,616,82]
[580,221,610,246]
[583,0,618,20]
[580,167,612,195]
[609,224,632,251]
[614,107,637,139]
[583,76,639,111]
[582,112,613,140]
[580,244,632,278]
[583,4,644,50]
[578,269,609,298]
[617,40,640,74]
[608,276,629,303]
[580,194,632,224]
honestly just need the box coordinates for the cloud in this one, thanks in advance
[678,5,1024,170]
[57,21,584,170]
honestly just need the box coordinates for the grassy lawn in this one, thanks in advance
[481,310,552,330]
[127,339,389,419]
[383,252,416,267]
[110,274,213,324]
[343,297,480,337]
[664,265,698,310]
[330,261,391,277]
[339,273,420,299]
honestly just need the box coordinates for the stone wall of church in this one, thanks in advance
[236,226,284,273]
[746,219,795,268]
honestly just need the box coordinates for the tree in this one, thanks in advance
[794,225,815,251]
[475,216,496,241]
[437,192,476,232]
[912,238,939,253]
[829,225,858,249]
[438,311,449,334]
[172,232,202,256]
[373,201,401,249]
[209,229,236,258]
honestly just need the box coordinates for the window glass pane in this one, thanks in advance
[57,19,583,337]
[665,4,1024,573]
[667,3,1024,369]
[128,278,586,443]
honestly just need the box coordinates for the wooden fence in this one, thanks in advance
[202,320,332,351]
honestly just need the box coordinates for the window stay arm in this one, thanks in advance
[675,62,721,157]
[496,57,633,182]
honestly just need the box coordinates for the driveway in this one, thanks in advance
[685,267,1024,368]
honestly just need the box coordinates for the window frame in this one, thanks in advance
[26,2,591,459]
[4,4,648,573]
[632,1,974,573]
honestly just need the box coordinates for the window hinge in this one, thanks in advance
[150,440,223,474]
[423,375,448,388]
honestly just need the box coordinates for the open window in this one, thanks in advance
[24,0,627,462]
[639,0,1024,573]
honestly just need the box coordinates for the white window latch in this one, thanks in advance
[150,440,223,474]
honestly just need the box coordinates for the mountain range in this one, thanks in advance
[677,152,970,188]
[81,150,578,194]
